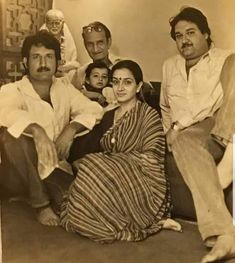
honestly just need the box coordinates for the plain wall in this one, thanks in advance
[53,0,235,81]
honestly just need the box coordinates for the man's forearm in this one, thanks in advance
[24,123,45,137]
[68,122,87,136]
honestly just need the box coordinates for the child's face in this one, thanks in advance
[87,68,109,89]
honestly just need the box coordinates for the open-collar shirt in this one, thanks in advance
[0,76,103,140]
[160,47,232,132]
[0,76,103,178]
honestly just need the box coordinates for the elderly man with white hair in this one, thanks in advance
[41,9,80,81]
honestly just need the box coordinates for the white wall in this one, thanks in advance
[53,0,235,81]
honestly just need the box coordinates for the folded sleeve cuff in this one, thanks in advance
[178,116,195,129]
[7,117,33,138]
[71,114,97,132]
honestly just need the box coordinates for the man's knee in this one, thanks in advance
[0,129,37,166]
[0,128,26,149]
[0,127,12,145]
[172,131,198,153]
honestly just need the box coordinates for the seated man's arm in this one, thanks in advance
[0,85,37,138]
[55,122,86,160]
[0,86,58,177]
[69,84,104,128]
[55,84,104,160]
[25,123,58,172]
[160,62,172,133]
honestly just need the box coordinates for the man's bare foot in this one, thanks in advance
[201,234,235,263]
[36,206,59,226]
[217,142,233,189]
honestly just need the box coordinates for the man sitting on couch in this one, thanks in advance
[160,7,235,263]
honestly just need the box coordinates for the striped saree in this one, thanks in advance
[60,102,171,242]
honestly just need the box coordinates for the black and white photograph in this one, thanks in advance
[0,0,234,262]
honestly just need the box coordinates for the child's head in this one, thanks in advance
[85,62,110,89]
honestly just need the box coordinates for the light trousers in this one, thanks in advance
[171,54,235,241]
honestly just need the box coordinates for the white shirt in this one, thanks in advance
[0,76,103,139]
[160,47,232,132]
[0,76,104,178]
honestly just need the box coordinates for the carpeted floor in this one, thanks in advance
[1,200,235,263]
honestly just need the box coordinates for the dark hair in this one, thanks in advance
[169,7,212,47]
[85,61,111,81]
[111,60,143,84]
[21,30,61,61]
[82,21,111,41]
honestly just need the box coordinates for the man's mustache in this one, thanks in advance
[37,67,50,72]
[181,43,193,49]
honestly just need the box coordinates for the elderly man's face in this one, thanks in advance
[46,15,64,36]
[84,30,111,62]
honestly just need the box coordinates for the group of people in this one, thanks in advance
[41,9,119,108]
[0,6,234,263]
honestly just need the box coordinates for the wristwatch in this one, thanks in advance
[171,121,183,131]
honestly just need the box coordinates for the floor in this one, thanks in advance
[0,203,2,263]
[2,200,235,263]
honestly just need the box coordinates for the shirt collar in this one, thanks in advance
[204,44,216,60]
[19,75,56,99]
[176,45,215,69]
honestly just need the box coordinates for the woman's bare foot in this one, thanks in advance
[36,206,59,226]
[201,234,235,263]
[159,218,182,232]
[217,142,233,189]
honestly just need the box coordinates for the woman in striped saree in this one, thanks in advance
[60,60,171,242]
